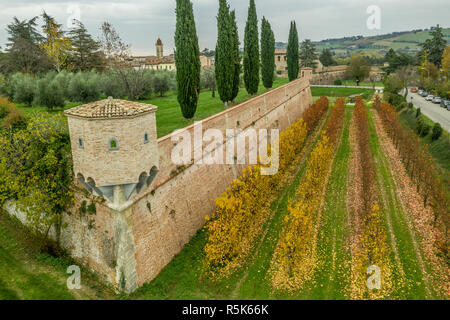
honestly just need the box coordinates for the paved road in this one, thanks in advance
[405,91,450,133]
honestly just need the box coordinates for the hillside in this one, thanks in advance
[276,27,450,58]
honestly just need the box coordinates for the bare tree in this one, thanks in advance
[395,66,416,98]
[98,21,150,100]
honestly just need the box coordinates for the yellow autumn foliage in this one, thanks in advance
[270,98,345,291]
[204,97,329,277]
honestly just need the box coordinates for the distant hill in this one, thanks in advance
[276,27,450,58]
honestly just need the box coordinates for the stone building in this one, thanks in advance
[143,56,176,71]
[156,38,164,59]
[275,48,323,76]
[199,55,214,68]
[130,38,176,71]
[64,97,159,209]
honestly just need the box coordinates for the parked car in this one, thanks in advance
[410,87,418,93]
[426,95,434,101]
[421,91,429,97]
[440,100,448,108]
[418,90,424,95]
[432,96,441,104]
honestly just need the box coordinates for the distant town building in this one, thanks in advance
[200,55,214,68]
[128,38,214,71]
[274,49,322,76]
[156,38,164,59]
[143,56,176,71]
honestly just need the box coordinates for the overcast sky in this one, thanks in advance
[0,0,448,55]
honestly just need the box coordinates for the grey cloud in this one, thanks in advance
[0,0,448,55]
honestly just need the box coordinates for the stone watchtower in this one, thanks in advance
[64,98,159,208]
[156,38,163,59]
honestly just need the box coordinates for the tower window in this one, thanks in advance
[144,132,149,144]
[78,137,84,149]
[109,138,119,150]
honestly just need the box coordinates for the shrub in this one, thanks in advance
[153,72,170,97]
[54,71,74,98]
[397,101,408,111]
[431,123,443,141]
[416,117,430,137]
[0,112,73,235]
[13,74,36,106]
[416,117,424,135]
[0,97,14,119]
[2,107,25,129]
[386,93,406,107]
[333,79,342,85]
[34,78,66,111]
[68,72,101,103]
[416,108,421,118]
[98,71,126,98]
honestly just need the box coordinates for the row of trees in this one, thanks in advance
[174,0,275,119]
[271,97,342,291]
[374,98,449,234]
[351,96,392,299]
[204,97,329,277]
[0,70,177,110]
[214,0,276,107]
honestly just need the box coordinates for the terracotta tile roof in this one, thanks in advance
[65,97,157,119]
[145,56,175,65]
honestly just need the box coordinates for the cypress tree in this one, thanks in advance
[243,0,259,95]
[230,10,241,102]
[287,21,299,81]
[261,17,275,89]
[175,0,201,119]
[215,0,234,105]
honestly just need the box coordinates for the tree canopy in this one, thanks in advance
[174,0,201,119]
[299,39,317,68]
[243,0,259,95]
[287,21,299,81]
[319,49,336,67]
[261,17,275,89]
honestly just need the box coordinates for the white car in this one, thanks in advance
[426,95,434,101]
[432,96,441,104]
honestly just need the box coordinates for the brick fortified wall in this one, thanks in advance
[4,77,313,293]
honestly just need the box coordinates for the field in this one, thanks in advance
[1,91,447,300]
[311,87,374,99]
